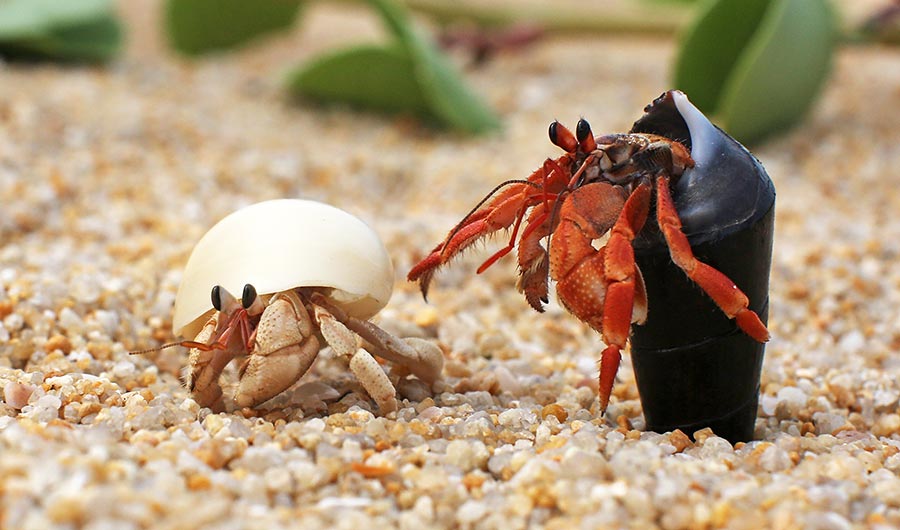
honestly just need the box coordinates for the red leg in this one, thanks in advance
[408,157,571,294]
[596,182,651,412]
[655,175,769,342]
[463,189,558,275]
[407,190,527,286]
[515,203,553,311]
[549,182,649,412]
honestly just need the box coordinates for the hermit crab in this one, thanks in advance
[409,90,774,439]
[143,199,443,413]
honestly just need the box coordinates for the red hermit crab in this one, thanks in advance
[408,91,770,413]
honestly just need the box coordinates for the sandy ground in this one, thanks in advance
[2,1,900,529]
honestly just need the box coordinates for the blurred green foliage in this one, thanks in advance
[164,0,303,55]
[166,0,499,134]
[287,0,499,133]
[0,0,865,144]
[674,0,836,144]
[0,0,121,62]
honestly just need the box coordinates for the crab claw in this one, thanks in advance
[234,292,320,409]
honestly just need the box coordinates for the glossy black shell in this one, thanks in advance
[626,91,775,443]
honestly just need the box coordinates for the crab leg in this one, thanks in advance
[234,292,320,408]
[311,301,399,413]
[310,293,443,384]
[184,315,232,411]
[654,175,770,343]
[551,182,629,332]
[407,188,529,293]
[186,289,255,410]
[548,181,649,411]
[408,158,571,295]
[515,202,553,312]
[348,350,399,413]
[595,182,651,412]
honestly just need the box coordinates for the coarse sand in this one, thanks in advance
[2,2,900,528]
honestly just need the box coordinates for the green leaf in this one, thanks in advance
[717,0,835,143]
[287,44,432,118]
[165,0,302,56]
[673,0,835,144]
[673,0,772,113]
[0,0,122,62]
[366,0,500,134]
[288,0,499,134]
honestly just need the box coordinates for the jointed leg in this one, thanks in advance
[408,186,532,292]
[515,203,553,311]
[548,181,649,412]
[596,182,651,412]
[654,175,769,342]
[310,300,399,413]
[408,158,571,295]
[310,293,443,385]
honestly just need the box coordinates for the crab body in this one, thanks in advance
[184,285,441,413]
[165,199,443,413]
[408,92,769,412]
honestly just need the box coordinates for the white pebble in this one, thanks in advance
[498,408,536,429]
[777,386,808,407]
[112,361,136,378]
[456,500,487,524]
[837,331,865,354]
[304,418,326,433]
[3,381,34,410]
[0,268,17,283]
[58,307,85,334]
[761,395,778,416]
[264,467,293,493]
[36,394,62,410]
[316,497,372,510]
[3,312,24,332]
[493,365,523,395]
[92,310,119,336]
[874,390,899,409]
[813,412,850,435]
[445,440,489,471]
[759,445,792,472]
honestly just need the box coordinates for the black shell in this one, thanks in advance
[632,90,775,248]
[626,90,776,443]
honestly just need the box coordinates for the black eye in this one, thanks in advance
[242,284,257,309]
[576,118,592,143]
[548,121,560,144]
[211,285,223,311]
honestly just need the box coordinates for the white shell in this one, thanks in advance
[173,199,394,339]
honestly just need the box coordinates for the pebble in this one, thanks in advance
[445,439,490,471]
[777,386,808,408]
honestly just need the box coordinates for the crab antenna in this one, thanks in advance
[129,340,214,355]
[549,121,578,153]
[576,118,597,152]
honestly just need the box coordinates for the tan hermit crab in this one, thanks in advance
[147,199,443,413]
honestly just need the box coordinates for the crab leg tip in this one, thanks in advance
[736,310,770,343]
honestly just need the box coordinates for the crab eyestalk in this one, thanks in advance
[629,90,775,443]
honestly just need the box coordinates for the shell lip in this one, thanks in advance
[631,90,776,250]
[175,284,379,340]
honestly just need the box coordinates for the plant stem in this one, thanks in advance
[395,0,900,45]
[400,0,690,37]
[323,0,900,46]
